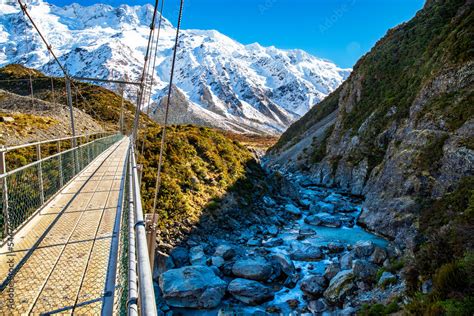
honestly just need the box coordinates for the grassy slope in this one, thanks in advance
[0,64,264,234]
[0,64,148,132]
[139,125,265,230]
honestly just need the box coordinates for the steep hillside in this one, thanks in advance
[267,0,473,307]
[0,89,105,145]
[0,64,143,132]
[0,0,350,134]
[0,63,266,245]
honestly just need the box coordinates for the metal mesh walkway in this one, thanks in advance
[0,137,129,315]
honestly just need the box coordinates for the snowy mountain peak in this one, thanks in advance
[0,0,350,134]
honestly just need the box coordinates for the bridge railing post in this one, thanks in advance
[1,148,9,238]
[36,144,45,206]
[86,135,91,164]
[57,141,64,187]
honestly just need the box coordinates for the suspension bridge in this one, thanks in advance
[0,0,184,314]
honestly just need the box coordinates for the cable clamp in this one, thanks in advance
[134,220,145,228]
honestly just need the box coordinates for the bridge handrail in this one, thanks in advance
[0,133,116,180]
[1,131,114,153]
[128,142,157,316]
[0,133,122,240]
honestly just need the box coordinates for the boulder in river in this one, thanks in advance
[232,258,273,281]
[267,225,279,236]
[340,252,354,270]
[304,213,342,228]
[298,228,317,238]
[310,201,335,214]
[324,262,340,280]
[262,237,284,247]
[339,215,355,227]
[285,203,302,216]
[211,256,225,269]
[214,244,236,260]
[300,274,328,297]
[270,253,295,277]
[159,265,227,309]
[354,240,375,258]
[227,278,274,305]
[247,238,262,247]
[290,244,324,261]
[190,246,207,266]
[308,298,329,313]
[323,270,355,304]
[327,242,345,253]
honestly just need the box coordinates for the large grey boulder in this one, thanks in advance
[262,237,284,247]
[153,251,175,281]
[310,201,335,214]
[300,274,328,297]
[352,259,378,282]
[324,262,340,280]
[190,246,207,266]
[290,244,324,261]
[170,247,189,267]
[327,242,345,253]
[304,213,342,228]
[270,253,295,277]
[159,266,226,309]
[232,258,273,281]
[214,244,236,260]
[285,203,302,216]
[340,252,354,270]
[308,298,329,313]
[323,270,355,304]
[370,246,387,265]
[354,241,375,258]
[227,278,274,305]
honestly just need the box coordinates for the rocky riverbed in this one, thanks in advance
[153,172,406,315]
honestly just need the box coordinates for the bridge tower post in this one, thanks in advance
[65,78,77,145]
[36,144,45,206]
[0,148,9,237]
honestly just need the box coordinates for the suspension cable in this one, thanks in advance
[148,0,184,265]
[17,0,78,143]
[140,0,166,156]
[17,0,69,79]
[131,0,161,144]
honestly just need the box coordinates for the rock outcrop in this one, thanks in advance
[266,0,474,249]
[159,266,227,308]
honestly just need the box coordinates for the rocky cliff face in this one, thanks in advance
[267,0,473,249]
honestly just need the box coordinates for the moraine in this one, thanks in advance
[153,169,404,315]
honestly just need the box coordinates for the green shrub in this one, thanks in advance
[359,300,399,315]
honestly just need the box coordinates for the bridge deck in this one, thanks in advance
[0,137,129,315]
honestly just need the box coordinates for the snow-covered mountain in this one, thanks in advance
[0,0,350,134]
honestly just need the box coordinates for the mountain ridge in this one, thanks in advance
[0,0,350,134]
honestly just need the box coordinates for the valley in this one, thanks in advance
[0,0,472,314]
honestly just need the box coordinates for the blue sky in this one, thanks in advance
[49,0,425,68]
